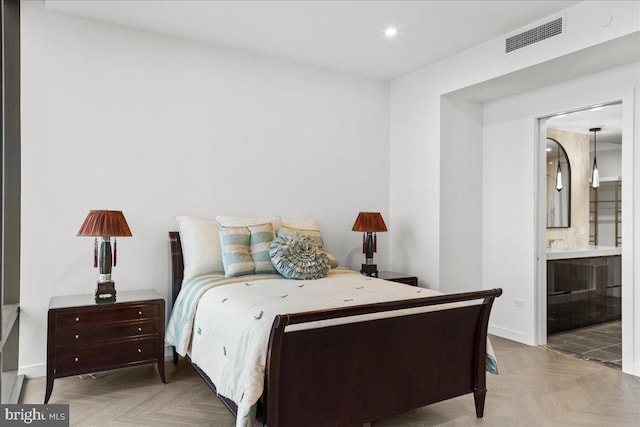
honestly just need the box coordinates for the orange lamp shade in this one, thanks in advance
[351,212,387,233]
[77,210,132,237]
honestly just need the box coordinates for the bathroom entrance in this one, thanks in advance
[540,102,623,369]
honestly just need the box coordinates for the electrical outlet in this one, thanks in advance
[514,299,525,308]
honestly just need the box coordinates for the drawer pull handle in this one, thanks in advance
[74,357,79,362]
[137,348,142,353]
[138,327,142,332]
[138,311,143,315]
[75,334,79,339]
[75,317,80,322]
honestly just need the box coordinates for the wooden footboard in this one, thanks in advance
[265,289,500,426]
[169,232,502,426]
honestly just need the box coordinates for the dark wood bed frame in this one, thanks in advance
[169,231,502,427]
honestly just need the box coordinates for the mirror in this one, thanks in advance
[546,138,571,228]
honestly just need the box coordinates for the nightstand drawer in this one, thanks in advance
[56,304,159,327]
[55,338,158,376]
[55,320,158,346]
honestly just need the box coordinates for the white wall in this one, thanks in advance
[391,1,639,290]
[597,147,622,177]
[389,0,639,374]
[20,1,389,376]
[439,97,483,293]
[483,63,639,346]
[481,115,537,343]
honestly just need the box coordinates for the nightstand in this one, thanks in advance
[378,271,418,286]
[45,290,166,403]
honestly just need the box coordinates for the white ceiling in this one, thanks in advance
[45,0,580,80]
[42,0,632,148]
[547,102,623,151]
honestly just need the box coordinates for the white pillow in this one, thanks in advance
[215,215,282,237]
[176,216,224,280]
[281,218,319,230]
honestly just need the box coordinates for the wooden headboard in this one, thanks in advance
[169,231,184,305]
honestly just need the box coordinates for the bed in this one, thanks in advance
[166,229,502,427]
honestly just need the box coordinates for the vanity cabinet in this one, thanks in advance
[547,255,621,334]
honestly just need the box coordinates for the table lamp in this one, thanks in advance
[352,212,387,277]
[77,210,132,302]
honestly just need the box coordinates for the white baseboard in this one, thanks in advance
[623,361,640,377]
[18,363,46,379]
[488,324,532,345]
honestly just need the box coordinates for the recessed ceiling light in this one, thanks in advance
[384,27,398,38]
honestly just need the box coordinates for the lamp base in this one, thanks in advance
[360,264,379,277]
[95,281,116,303]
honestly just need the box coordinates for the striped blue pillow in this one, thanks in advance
[248,223,277,274]
[219,225,254,278]
[219,223,277,277]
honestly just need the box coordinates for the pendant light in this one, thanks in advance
[555,144,563,191]
[590,127,601,189]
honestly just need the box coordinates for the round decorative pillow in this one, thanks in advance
[269,233,330,280]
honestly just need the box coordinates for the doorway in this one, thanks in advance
[539,102,623,369]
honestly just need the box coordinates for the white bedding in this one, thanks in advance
[166,269,497,427]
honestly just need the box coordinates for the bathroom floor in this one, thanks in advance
[546,320,622,369]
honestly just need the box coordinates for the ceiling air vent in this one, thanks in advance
[506,17,563,53]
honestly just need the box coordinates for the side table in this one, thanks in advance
[378,271,418,286]
[45,289,166,403]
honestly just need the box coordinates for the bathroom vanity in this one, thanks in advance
[547,246,621,334]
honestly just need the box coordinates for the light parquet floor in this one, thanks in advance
[21,336,640,426]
